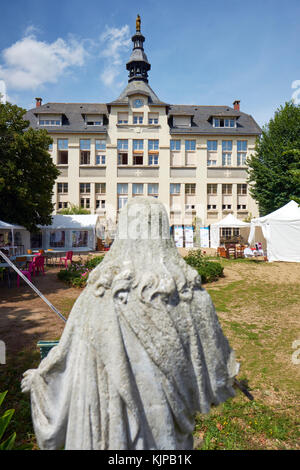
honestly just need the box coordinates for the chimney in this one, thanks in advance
[35,97,42,107]
[233,100,240,111]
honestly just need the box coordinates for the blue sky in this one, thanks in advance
[0,0,299,126]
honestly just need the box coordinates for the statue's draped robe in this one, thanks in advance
[29,282,238,450]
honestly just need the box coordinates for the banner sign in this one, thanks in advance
[200,226,210,248]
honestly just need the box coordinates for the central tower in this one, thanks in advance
[126,15,151,83]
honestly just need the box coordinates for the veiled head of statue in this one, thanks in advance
[88,197,201,308]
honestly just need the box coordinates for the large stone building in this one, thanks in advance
[26,16,261,245]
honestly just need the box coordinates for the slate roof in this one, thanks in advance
[25,103,108,134]
[168,105,261,135]
[25,99,261,136]
[108,80,168,106]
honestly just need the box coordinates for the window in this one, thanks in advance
[207,158,217,166]
[80,139,91,150]
[222,204,232,210]
[222,184,232,195]
[148,183,158,196]
[148,113,159,124]
[207,140,218,151]
[237,204,247,210]
[57,139,68,164]
[148,140,159,151]
[117,139,128,150]
[148,155,159,165]
[117,183,128,195]
[132,183,144,196]
[170,183,181,194]
[170,140,181,151]
[237,140,247,166]
[237,140,247,152]
[96,200,106,209]
[213,118,235,128]
[96,155,106,165]
[207,204,217,210]
[222,153,232,166]
[58,139,68,150]
[80,140,91,165]
[49,143,53,152]
[133,155,143,165]
[118,196,128,210]
[222,141,233,151]
[118,153,128,165]
[40,119,61,126]
[86,119,102,126]
[185,183,196,194]
[185,140,196,151]
[72,231,88,247]
[95,183,106,194]
[95,140,106,151]
[133,140,143,150]
[57,183,68,193]
[80,198,90,209]
[133,113,143,124]
[50,231,65,247]
[58,202,68,210]
[80,183,91,194]
[118,113,128,124]
[80,152,90,165]
[237,184,247,195]
[222,140,232,166]
[207,184,217,195]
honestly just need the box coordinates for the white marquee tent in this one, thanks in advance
[210,214,250,248]
[40,215,100,252]
[0,220,30,253]
[248,200,300,262]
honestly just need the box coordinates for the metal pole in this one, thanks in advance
[0,250,66,323]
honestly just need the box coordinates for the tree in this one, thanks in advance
[247,101,300,215]
[0,102,59,231]
[58,204,91,215]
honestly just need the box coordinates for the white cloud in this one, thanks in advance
[0,31,87,90]
[99,25,131,88]
[0,80,6,102]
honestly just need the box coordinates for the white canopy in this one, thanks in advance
[248,200,300,262]
[0,220,25,230]
[41,215,99,230]
[210,214,250,248]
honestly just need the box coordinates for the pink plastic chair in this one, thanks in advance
[60,251,73,269]
[33,255,45,275]
[17,262,35,287]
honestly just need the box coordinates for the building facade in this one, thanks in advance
[26,17,261,243]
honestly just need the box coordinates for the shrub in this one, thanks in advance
[184,249,224,283]
[57,256,104,288]
[0,391,16,450]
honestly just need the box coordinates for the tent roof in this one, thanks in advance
[251,200,300,224]
[0,220,25,230]
[211,213,250,227]
[41,215,99,230]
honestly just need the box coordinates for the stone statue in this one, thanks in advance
[136,14,141,33]
[22,197,239,450]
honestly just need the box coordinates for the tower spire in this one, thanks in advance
[126,15,151,83]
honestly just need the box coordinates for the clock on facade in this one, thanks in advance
[133,99,144,108]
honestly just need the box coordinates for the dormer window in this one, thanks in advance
[85,114,103,126]
[39,117,61,126]
[213,117,236,128]
[173,116,191,127]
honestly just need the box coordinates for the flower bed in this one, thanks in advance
[57,256,104,288]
